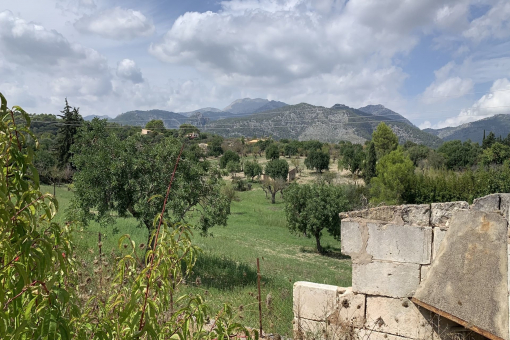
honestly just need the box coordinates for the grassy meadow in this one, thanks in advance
[42,181,352,337]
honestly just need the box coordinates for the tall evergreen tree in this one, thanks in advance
[56,98,83,167]
[364,142,377,184]
[482,131,496,149]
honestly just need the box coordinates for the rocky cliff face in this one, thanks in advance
[203,103,442,147]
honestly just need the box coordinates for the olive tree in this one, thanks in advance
[304,150,329,173]
[284,183,348,253]
[71,119,231,241]
[263,159,289,203]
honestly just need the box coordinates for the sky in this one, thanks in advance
[1,0,510,129]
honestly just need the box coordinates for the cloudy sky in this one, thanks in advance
[1,0,509,128]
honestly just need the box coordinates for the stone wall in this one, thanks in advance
[293,194,510,340]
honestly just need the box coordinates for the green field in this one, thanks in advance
[42,183,352,337]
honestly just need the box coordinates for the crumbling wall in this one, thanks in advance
[293,194,510,340]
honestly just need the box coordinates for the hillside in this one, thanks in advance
[111,109,187,128]
[83,114,110,121]
[358,104,415,127]
[202,103,443,147]
[223,98,288,115]
[424,114,510,144]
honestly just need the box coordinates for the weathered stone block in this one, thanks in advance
[293,318,355,340]
[293,281,338,320]
[340,206,402,222]
[402,204,431,226]
[333,287,365,328]
[366,223,432,264]
[472,194,500,212]
[432,228,447,260]
[421,265,430,283]
[414,210,509,340]
[499,193,510,221]
[340,220,363,255]
[293,282,366,327]
[430,201,469,228]
[365,296,434,340]
[353,261,420,298]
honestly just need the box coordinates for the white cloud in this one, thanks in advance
[463,0,510,42]
[74,7,155,40]
[149,0,468,108]
[422,77,474,104]
[116,59,144,83]
[424,78,510,128]
[0,10,108,75]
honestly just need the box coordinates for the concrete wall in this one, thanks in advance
[293,194,510,340]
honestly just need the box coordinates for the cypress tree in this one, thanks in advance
[364,142,377,184]
[56,98,83,168]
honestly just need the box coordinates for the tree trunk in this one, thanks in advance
[271,191,276,204]
[315,234,323,254]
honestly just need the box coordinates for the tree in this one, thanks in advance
[339,142,364,176]
[370,148,415,205]
[208,135,224,157]
[145,119,165,130]
[56,98,83,167]
[372,122,398,158]
[482,131,496,149]
[364,142,377,184]
[179,123,199,136]
[262,177,287,204]
[265,143,280,160]
[219,150,240,169]
[227,160,241,177]
[284,143,299,157]
[284,183,348,253]
[480,142,510,165]
[265,158,289,180]
[244,160,263,181]
[71,119,231,240]
[437,140,481,170]
[304,150,330,173]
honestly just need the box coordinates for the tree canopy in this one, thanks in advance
[71,119,231,237]
[372,122,398,158]
[145,119,165,130]
[304,150,330,173]
[265,158,289,180]
[370,148,415,205]
[284,182,348,253]
[56,98,83,168]
[265,143,280,160]
[219,150,240,169]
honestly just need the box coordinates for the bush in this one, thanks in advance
[220,150,240,168]
[232,178,252,191]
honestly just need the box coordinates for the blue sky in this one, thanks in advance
[1,0,510,128]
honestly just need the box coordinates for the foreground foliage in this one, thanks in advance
[0,94,255,339]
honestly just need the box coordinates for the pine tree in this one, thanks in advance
[56,98,83,168]
[364,142,377,184]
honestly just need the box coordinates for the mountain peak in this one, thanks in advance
[223,98,287,115]
[331,104,350,110]
[358,104,414,127]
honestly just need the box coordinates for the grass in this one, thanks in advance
[41,183,352,337]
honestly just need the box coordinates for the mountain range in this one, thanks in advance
[91,97,509,147]
[424,114,510,144]
[201,102,442,147]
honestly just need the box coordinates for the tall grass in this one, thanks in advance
[42,184,352,337]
